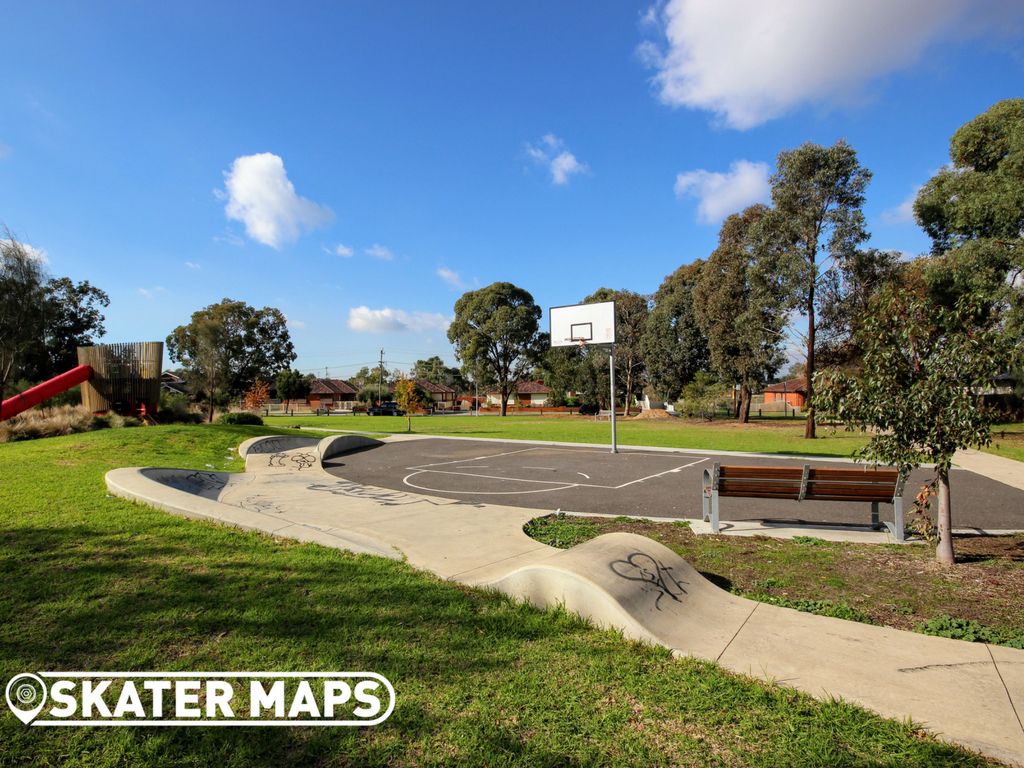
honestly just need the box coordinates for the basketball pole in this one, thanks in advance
[608,344,617,454]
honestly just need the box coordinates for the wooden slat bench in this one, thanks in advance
[701,462,907,541]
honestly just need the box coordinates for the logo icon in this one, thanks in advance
[6,673,47,724]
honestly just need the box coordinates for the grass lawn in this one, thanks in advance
[985,421,1024,463]
[0,425,1003,766]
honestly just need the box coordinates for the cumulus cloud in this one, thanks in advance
[881,186,922,224]
[525,134,590,185]
[347,307,453,334]
[365,243,394,260]
[674,159,771,224]
[0,240,48,264]
[324,243,354,257]
[638,0,1024,129]
[219,153,334,248]
[437,267,468,289]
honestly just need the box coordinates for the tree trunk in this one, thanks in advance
[500,392,508,417]
[738,384,751,423]
[936,467,955,565]
[805,278,816,439]
[208,396,215,424]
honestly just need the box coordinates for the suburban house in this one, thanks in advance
[485,380,553,408]
[413,378,457,410]
[762,377,807,409]
[160,370,188,397]
[307,378,359,410]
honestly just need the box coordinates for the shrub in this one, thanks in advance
[216,412,264,426]
[0,405,143,443]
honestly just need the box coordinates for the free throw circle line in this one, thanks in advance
[403,471,581,496]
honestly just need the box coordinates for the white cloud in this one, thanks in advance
[525,134,590,185]
[0,138,10,158]
[138,287,165,298]
[437,267,468,289]
[288,319,306,330]
[639,0,1024,129]
[185,261,201,269]
[219,153,334,249]
[347,307,453,334]
[324,243,354,257]
[0,240,48,264]
[674,159,771,224]
[881,186,922,225]
[213,230,245,247]
[365,243,394,260]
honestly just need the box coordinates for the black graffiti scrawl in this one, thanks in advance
[610,552,687,610]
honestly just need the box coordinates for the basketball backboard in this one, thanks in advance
[549,300,616,348]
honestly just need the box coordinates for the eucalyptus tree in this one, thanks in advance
[447,282,543,416]
[693,205,785,422]
[755,140,872,438]
[640,261,710,403]
[0,227,49,400]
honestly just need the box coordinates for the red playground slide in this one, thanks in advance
[0,365,93,421]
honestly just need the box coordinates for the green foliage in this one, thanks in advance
[216,412,264,426]
[754,140,872,438]
[276,368,313,405]
[157,392,202,424]
[166,298,296,399]
[753,596,875,625]
[914,99,1024,341]
[640,261,711,401]
[792,536,829,546]
[917,615,1024,649]
[394,378,427,430]
[356,385,382,404]
[411,355,467,393]
[18,277,109,382]
[522,513,601,548]
[0,225,50,400]
[447,282,543,416]
[694,205,785,421]
[677,371,729,420]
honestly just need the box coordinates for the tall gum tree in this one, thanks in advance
[755,140,871,438]
[693,205,785,422]
[447,282,542,416]
[640,261,710,403]
[914,99,1024,343]
[583,288,650,416]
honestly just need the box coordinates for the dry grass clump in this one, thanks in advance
[0,405,140,443]
[630,408,678,421]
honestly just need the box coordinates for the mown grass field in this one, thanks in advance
[0,425,1004,766]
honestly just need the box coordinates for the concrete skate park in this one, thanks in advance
[106,432,1024,765]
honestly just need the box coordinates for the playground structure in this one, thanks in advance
[0,342,163,422]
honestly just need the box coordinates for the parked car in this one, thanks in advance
[367,401,406,416]
[578,403,600,416]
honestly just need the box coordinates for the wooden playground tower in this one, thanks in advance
[0,342,163,421]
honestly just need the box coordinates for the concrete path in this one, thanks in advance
[955,448,1024,492]
[106,433,1024,766]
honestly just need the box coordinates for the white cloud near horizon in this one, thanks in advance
[0,239,48,264]
[347,307,453,334]
[525,134,590,185]
[638,0,1024,129]
[437,267,468,289]
[881,186,923,224]
[218,153,334,248]
[365,243,394,260]
[674,159,771,224]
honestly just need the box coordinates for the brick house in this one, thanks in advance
[412,378,457,410]
[762,377,807,408]
[307,379,359,410]
[485,380,553,407]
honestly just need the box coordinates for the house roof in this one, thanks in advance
[413,378,456,394]
[309,378,358,396]
[486,380,553,395]
[764,376,807,394]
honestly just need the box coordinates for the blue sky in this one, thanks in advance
[2,1,1022,379]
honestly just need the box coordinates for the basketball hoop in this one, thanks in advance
[571,337,587,349]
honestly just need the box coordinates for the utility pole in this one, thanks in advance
[378,350,384,405]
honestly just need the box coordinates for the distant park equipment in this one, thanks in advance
[0,342,163,421]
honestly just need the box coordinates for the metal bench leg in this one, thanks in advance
[893,498,904,543]
[871,501,880,529]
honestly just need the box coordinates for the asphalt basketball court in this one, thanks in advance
[322,437,1024,530]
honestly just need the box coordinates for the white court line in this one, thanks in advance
[407,447,539,471]
[523,466,556,471]
[403,471,579,496]
[614,458,709,488]
[406,468,598,487]
[578,472,590,479]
